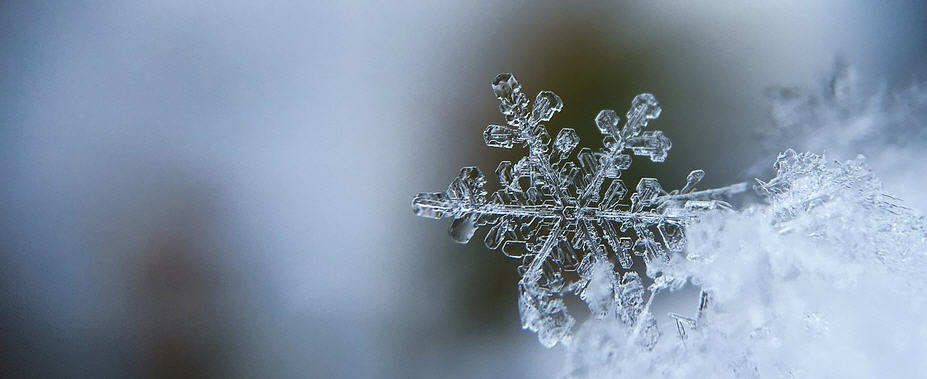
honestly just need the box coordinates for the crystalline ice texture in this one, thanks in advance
[412,74,745,347]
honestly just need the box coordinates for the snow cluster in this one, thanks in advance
[569,150,927,378]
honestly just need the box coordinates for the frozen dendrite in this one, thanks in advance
[410,72,927,377]
[412,74,746,347]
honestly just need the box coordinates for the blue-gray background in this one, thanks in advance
[1,1,924,378]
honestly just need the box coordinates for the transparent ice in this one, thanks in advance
[412,74,746,347]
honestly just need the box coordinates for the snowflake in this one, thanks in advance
[412,74,746,347]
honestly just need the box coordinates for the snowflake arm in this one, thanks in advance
[412,74,746,347]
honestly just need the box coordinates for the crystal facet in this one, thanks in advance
[412,74,745,347]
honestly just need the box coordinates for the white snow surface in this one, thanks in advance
[567,150,927,378]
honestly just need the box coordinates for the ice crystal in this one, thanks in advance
[411,69,927,377]
[412,74,746,347]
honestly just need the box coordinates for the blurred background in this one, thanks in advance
[1,1,925,378]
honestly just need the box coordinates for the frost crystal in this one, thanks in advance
[412,74,745,347]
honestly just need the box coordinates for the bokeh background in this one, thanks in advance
[1,1,925,378]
